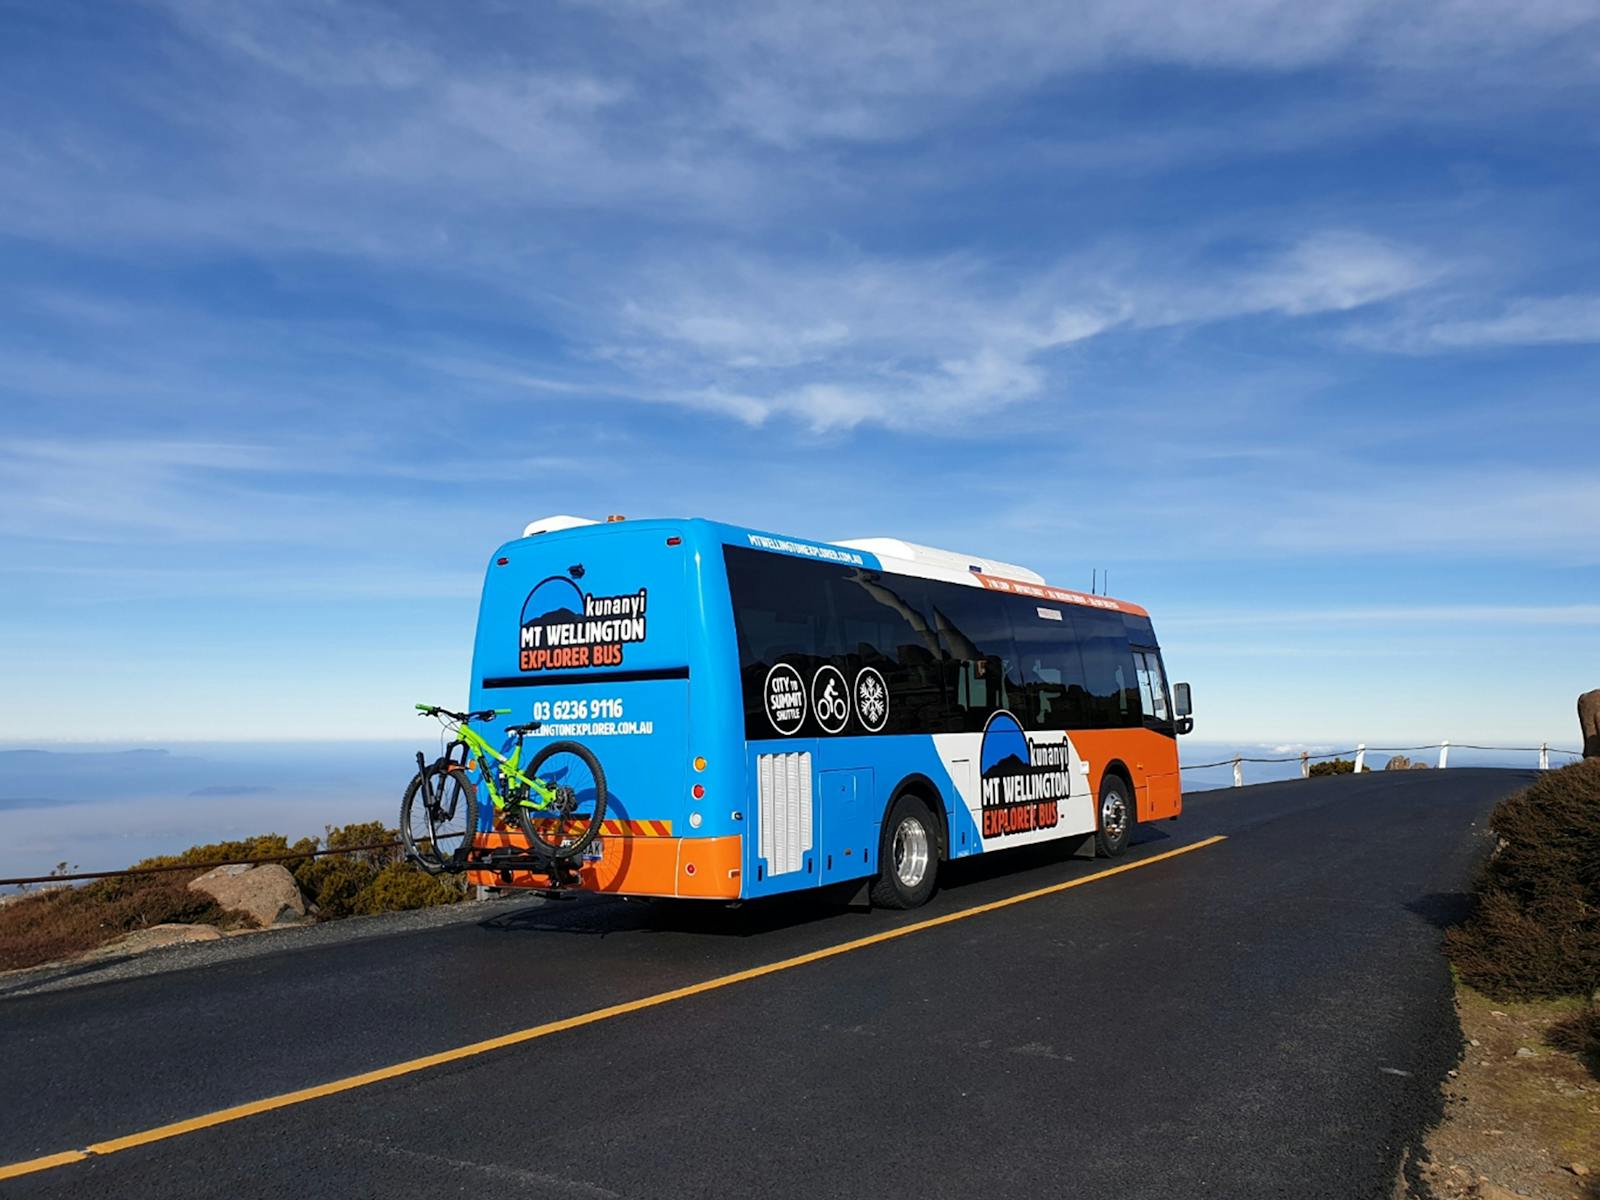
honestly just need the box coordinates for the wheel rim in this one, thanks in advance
[1101,791,1128,843]
[893,816,930,888]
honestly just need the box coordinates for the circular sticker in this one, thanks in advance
[854,667,889,732]
[763,663,807,735]
[811,665,850,735]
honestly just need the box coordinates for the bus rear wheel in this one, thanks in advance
[869,795,939,909]
[1094,774,1135,857]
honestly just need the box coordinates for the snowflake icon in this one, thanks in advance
[854,667,888,732]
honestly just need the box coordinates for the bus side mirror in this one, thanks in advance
[1173,681,1192,717]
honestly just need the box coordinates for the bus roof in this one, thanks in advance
[512,514,1150,618]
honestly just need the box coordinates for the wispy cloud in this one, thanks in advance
[1353,294,1600,352]
[595,231,1436,430]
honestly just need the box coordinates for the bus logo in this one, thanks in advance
[763,663,807,736]
[811,665,849,734]
[518,576,648,672]
[979,710,1069,838]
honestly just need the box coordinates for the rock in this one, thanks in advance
[1474,1184,1521,1200]
[1569,1163,1590,1177]
[1579,689,1600,759]
[1490,1010,1507,1018]
[92,923,223,958]
[1514,1046,1535,1058]
[188,863,306,926]
[1469,1038,1480,1047]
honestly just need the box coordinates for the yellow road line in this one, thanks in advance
[0,835,1226,1183]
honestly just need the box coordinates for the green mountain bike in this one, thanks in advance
[401,705,608,872]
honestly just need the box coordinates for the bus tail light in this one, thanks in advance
[692,783,705,799]
[693,755,706,771]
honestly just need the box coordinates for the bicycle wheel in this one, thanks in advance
[400,761,478,872]
[517,741,607,859]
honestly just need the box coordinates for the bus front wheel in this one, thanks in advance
[1094,775,1136,857]
[870,796,939,909]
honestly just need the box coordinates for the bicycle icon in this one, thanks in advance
[811,665,849,734]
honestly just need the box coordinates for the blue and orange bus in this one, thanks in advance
[464,515,1192,908]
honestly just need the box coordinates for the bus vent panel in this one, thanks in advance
[757,751,814,876]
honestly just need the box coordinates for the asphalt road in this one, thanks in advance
[0,768,1527,1199]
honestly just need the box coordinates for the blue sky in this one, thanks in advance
[1,0,1597,747]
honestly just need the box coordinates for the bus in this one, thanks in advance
[463,515,1193,908]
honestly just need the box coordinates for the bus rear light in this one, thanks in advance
[685,862,697,876]
[667,536,682,546]
[691,783,705,799]
[693,756,707,772]
[689,811,702,829]
[496,557,509,566]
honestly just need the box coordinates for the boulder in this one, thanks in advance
[93,923,223,958]
[188,862,307,926]
[1580,689,1600,759]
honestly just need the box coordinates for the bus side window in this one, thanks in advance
[924,582,1017,733]
[1073,608,1140,728]
[1006,604,1086,732]
[1134,648,1170,723]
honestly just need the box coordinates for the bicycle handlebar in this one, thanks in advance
[414,704,510,723]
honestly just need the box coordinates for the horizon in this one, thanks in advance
[1,1,1597,747]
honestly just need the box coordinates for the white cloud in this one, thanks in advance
[1358,294,1600,351]
[633,0,1600,144]
[597,231,1434,430]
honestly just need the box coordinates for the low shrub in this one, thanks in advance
[295,855,377,920]
[1446,758,1600,1000]
[0,875,255,972]
[1309,758,1355,776]
[353,864,464,915]
[1,820,462,971]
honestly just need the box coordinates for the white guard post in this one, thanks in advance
[1540,743,1550,771]
[1438,740,1450,769]
[1300,751,1310,779]
[1232,756,1243,788]
[1354,744,1366,773]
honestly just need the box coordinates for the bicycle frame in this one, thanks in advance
[448,724,559,816]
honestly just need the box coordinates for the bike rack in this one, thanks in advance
[457,844,585,892]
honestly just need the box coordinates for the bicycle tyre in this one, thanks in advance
[401,760,479,873]
[517,740,607,860]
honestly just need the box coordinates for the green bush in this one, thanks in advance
[1446,758,1600,999]
[294,855,378,919]
[1309,758,1355,776]
[353,864,464,915]
[130,833,318,873]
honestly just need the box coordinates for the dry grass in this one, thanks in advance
[0,822,465,973]
[0,873,255,971]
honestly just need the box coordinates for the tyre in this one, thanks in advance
[401,761,478,873]
[1094,773,1135,857]
[869,794,939,909]
[518,741,608,859]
